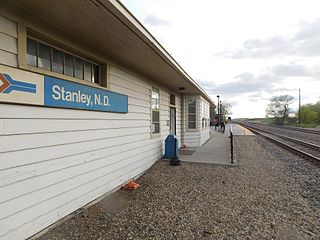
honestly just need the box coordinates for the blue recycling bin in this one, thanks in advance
[165,135,180,166]
[165,135,179,159]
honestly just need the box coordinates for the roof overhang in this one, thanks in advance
[7,0,215,106]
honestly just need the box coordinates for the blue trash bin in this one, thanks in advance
[165,135,180,165]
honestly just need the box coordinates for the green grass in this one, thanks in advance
[245,117,320,128]
[286,122,320,128]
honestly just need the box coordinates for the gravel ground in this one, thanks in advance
[36,136,319,240]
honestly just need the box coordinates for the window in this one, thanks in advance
[84,61,92,81]
[152,87,160,134]
[188,97,196,129]
[92,64,100,84]
[52,48,63,74]
[26,37,100,84]
[170,94,175,106]
[64,53,74,77]
[74,57,83,79]
[26,38,37,67]
[38,42,51,70]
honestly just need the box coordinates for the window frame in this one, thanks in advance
[169,94,175,106]
[151,87,160,137]
[187,96,197,131]
[25,35,102,86]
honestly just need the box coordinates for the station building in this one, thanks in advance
[0,1,214,239]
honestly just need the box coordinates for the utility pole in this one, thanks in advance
[298,88,301,124]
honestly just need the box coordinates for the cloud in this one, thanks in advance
[294,19,320,56]
[197,79,216,89]
[229,101,238,106]
[295,19,320,40]
[196,79,217,94]
[217,18,320,59]
[144,14,171,26]
[249,93,262,98]
[271,64,307,77]
[198,64,308,97]
[270,63,320,78]
[198,15,320,102]
[264,87,298,94]
[198,72,281,96]
[220,37,293,59]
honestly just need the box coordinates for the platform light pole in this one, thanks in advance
[217,95,220,126]
[220,100,222,123]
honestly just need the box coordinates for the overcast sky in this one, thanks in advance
[121,0,320,118]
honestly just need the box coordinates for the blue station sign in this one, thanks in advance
[0,65,128,113]
[44,76,128,113]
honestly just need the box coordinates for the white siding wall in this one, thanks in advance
[0,15,17,67]
[199,96,210,145]
[183,132,200,147]
[0,65,181,240]
[160,89,170,155]
[183,96,199,147]
[182,96,210,147]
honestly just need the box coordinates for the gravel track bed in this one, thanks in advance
[247,123,320,145]
[36,136,319,240]
[261,132,320,160]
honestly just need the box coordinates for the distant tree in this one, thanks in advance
[210,105,216,123]
[298,101,320,124]
[266,95,294,125]
[220,102,232,117]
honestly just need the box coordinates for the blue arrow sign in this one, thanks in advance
[0,73,36,94]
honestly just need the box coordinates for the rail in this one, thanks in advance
[277,125,320,135]
[241,123,320,151]
[239,123,320,163]
[245,122,320,135]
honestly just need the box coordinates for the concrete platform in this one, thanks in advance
[179,125,233,165]
[231,123,254,136]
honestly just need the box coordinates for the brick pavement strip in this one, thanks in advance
[36,136,319,240]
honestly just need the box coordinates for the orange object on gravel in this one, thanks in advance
[121,180,140,190]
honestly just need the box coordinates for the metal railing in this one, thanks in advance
[229,123,234,164]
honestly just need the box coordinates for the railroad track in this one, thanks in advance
[246,122,320,135]
[239,123,320,163]
[275,125,320,135]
